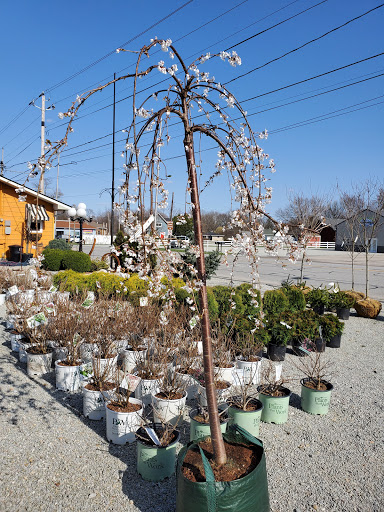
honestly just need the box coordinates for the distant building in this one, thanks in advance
[55,219,108,240]
[154,213,173,238]
[320,218,344,243]
[335,209,384,253]
[0,176,69,259]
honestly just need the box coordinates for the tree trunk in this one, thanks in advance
[365,246,369,298]
[351,243,355,290]
[300,250,305,283]
[183,132,227,466]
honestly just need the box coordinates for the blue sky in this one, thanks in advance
[1,0,383,218]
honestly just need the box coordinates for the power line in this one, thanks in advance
[226,3,384,84]
[45,1,194,92]
[0,104,31,136]
[7,53,384,170]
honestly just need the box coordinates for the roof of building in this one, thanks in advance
[0,175,71,211]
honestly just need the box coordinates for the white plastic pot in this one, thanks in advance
[106,397,143,444]
[135,377,160,406]
[55,360,81,392]
[80,343,97,363]
[197,381,231,407]
[236,358,262,385]
[0,293,6,305]
[10,332,24,352]
[175,371,198,401]
[19,341,33,363]
[27,350,53,377]
[152,391,187,426]
[213,364,235,384]
[83,385,115,420]
[92,355,118,381]
[121,348,147,373]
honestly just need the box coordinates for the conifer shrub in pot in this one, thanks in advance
[262,289,289,317]
[266,319,292,361]
[328,291,354,320]
[281,309,322,355]
[279,281,306,312]
[306,287,330,315]
[320,314,345,348]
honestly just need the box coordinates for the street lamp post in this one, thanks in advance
[67,203,92,252]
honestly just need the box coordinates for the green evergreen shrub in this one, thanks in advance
[267,319,292,346]
[263,289,289,317]
[176,248,221,281]
[319,314,344,340]
[46,239,72,251]
[306,287,330,308]
[42,249,65,271]
[90,259,109,272]
[61,251,92,273]
[280,285,306,312]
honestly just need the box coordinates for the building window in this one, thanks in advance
[30,220,44,233]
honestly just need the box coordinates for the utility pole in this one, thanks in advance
[111,73,116,246]
[170,191,174,220]
[0,148,4,176]
[31,92,55,195]
[39,92,46,194]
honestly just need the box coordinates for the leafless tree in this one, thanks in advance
[277,192,329,282]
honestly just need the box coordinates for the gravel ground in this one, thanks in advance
[0,303,383,512]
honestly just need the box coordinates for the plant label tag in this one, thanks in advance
[124,373,141,392]
[26,312,47,328]
[139,297,148,307]
[275,363,283,381]
[298,346,311,355]
[44,303,56,315]
[81,292,95,309]
[48,286,57,293]
[8,285,18,296]
[144,427,161,446]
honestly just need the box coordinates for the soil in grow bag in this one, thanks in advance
[182,438,262,483]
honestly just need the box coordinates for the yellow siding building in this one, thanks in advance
[0,176,70,259]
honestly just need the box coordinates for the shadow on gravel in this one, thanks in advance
[289,391,302,411]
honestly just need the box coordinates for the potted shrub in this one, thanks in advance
[284,310,323,355]
[262,289,289,317]
[134,352,162,406]
[151,365,188,427]
[105,375,143,444]
[189,405,228,442]
[293,351,334,415]
[258,363,291,424]
[279,281,306,312]
[135,422,180,481]
[227,367,264,437]
[234,332,267,385]
[328,291,354,320]
[193,369,232,408]
[82,359,115,420]
[266,320,292,361]
[25,321,53,377]
[319,314,345,348]
[306,287,330,315]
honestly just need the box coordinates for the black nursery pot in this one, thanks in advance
[326,334,341,348]
[314,337,326,353]
[267,344,286,362]
[312,304,325,315]
[337,307,350,320]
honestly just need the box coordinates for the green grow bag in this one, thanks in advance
[301,378,333,415]
[176,425,270,512]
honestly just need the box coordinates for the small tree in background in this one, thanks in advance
[277,192,329,283]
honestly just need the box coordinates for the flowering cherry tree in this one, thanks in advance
[25,38,305,465]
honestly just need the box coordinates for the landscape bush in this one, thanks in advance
[263,289,289,317]
[46,239,72,251]
[62,251,92,273]
[280,285,306,312]
[42,249,64,271]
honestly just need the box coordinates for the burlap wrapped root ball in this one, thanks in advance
[355,298,382,319]
[344,290,365,307]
